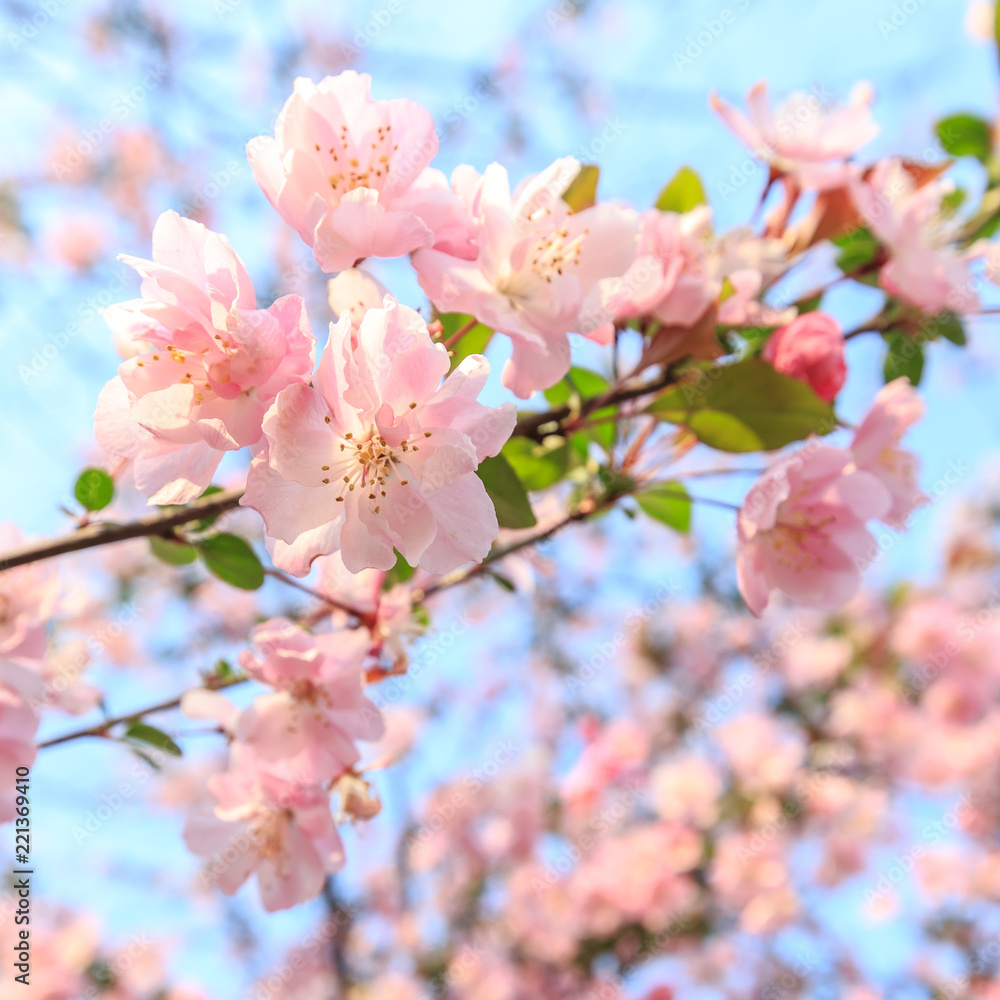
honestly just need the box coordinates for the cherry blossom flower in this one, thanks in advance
[850,158,977,313]
[327,267,390,329]
[235,618,384,782]
[183,744,344,912]
[314,551,425,671]
[612,207,717,328]
[412,157,640,397]
[736,445,893,615]
[242,298,516,575]
[711,80,879,189]
[95,211,315,504]
[611,208,793,336]
[762,311,847,401]
[851,377,926,529]
[247,72,448,272]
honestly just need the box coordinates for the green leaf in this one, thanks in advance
[832,227,879,273]
[438,313,493,371]
[883,333,925,386]
[385,550,416,588]
[562,164,600,212]
[74,468,114,511]
[543,367,610,406]
[934,312,967,346]
[502,436,571,490]
[149,536,198,566]
[646,360,836,453]
[940,187,967,217]
[124,722,181,757]
[655,166,708,213]
[197,534,264,590]
[636,482,692,533]
[936,114,992,163]
[476,454,537,529]
[191,485,225,531]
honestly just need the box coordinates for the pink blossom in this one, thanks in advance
[327,267,390,329]
[737,445,893,615]
[314,551,425,671]
[711,80,878,190]
[650,753,723,828]
[762,312,847,401]
[560,718,648,813]
[95,211,315,504]
[850,378,926,529]
[235,618,384,782]
[717,714,806,794]
[850,159,977,313]
[183,745,344,911]
[613,207,716,328]
[247,72,447,272]
[412,157,639,397]
[243,299,516,575]
[0,525,58,660]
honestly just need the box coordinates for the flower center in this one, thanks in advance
[318,123,400,200]
[319,417,432,517]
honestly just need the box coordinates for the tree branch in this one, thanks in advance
[511,368,675,442]
[0,488,245,572]
[37,670,249,749]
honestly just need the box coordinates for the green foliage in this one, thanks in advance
[124,722,182,758]
[936,113,992,163]
[883,333,925,386]
[655,166,708,213]
[647,360,835,453]
[635,482,692,533]
[562,164,600,212]
[502,436,571,490]
[148,536,198,566]
[197,534,264,590]
[74,468,114,511]
[438,312,493,371]
[832,227,879,274]
[476,454,537,529]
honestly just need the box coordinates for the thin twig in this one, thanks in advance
[0,488,245,572]
[37,671,249,749]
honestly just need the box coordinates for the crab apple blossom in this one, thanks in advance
[246,71,451,273]
[183,744,345,912]
[762,311,847,401]
[412,156,640,397]
[327,267,390,329]
[850,158,978,313]
[242,298,516,575]
[235,617,384,782]
[710,79,878,189]
[94,211,315,504]
[736,444,895,616]
[850,377,926,529]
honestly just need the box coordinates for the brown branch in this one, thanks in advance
[37,670,249,749]
[511,368,676,442]
[0,488,245,572]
